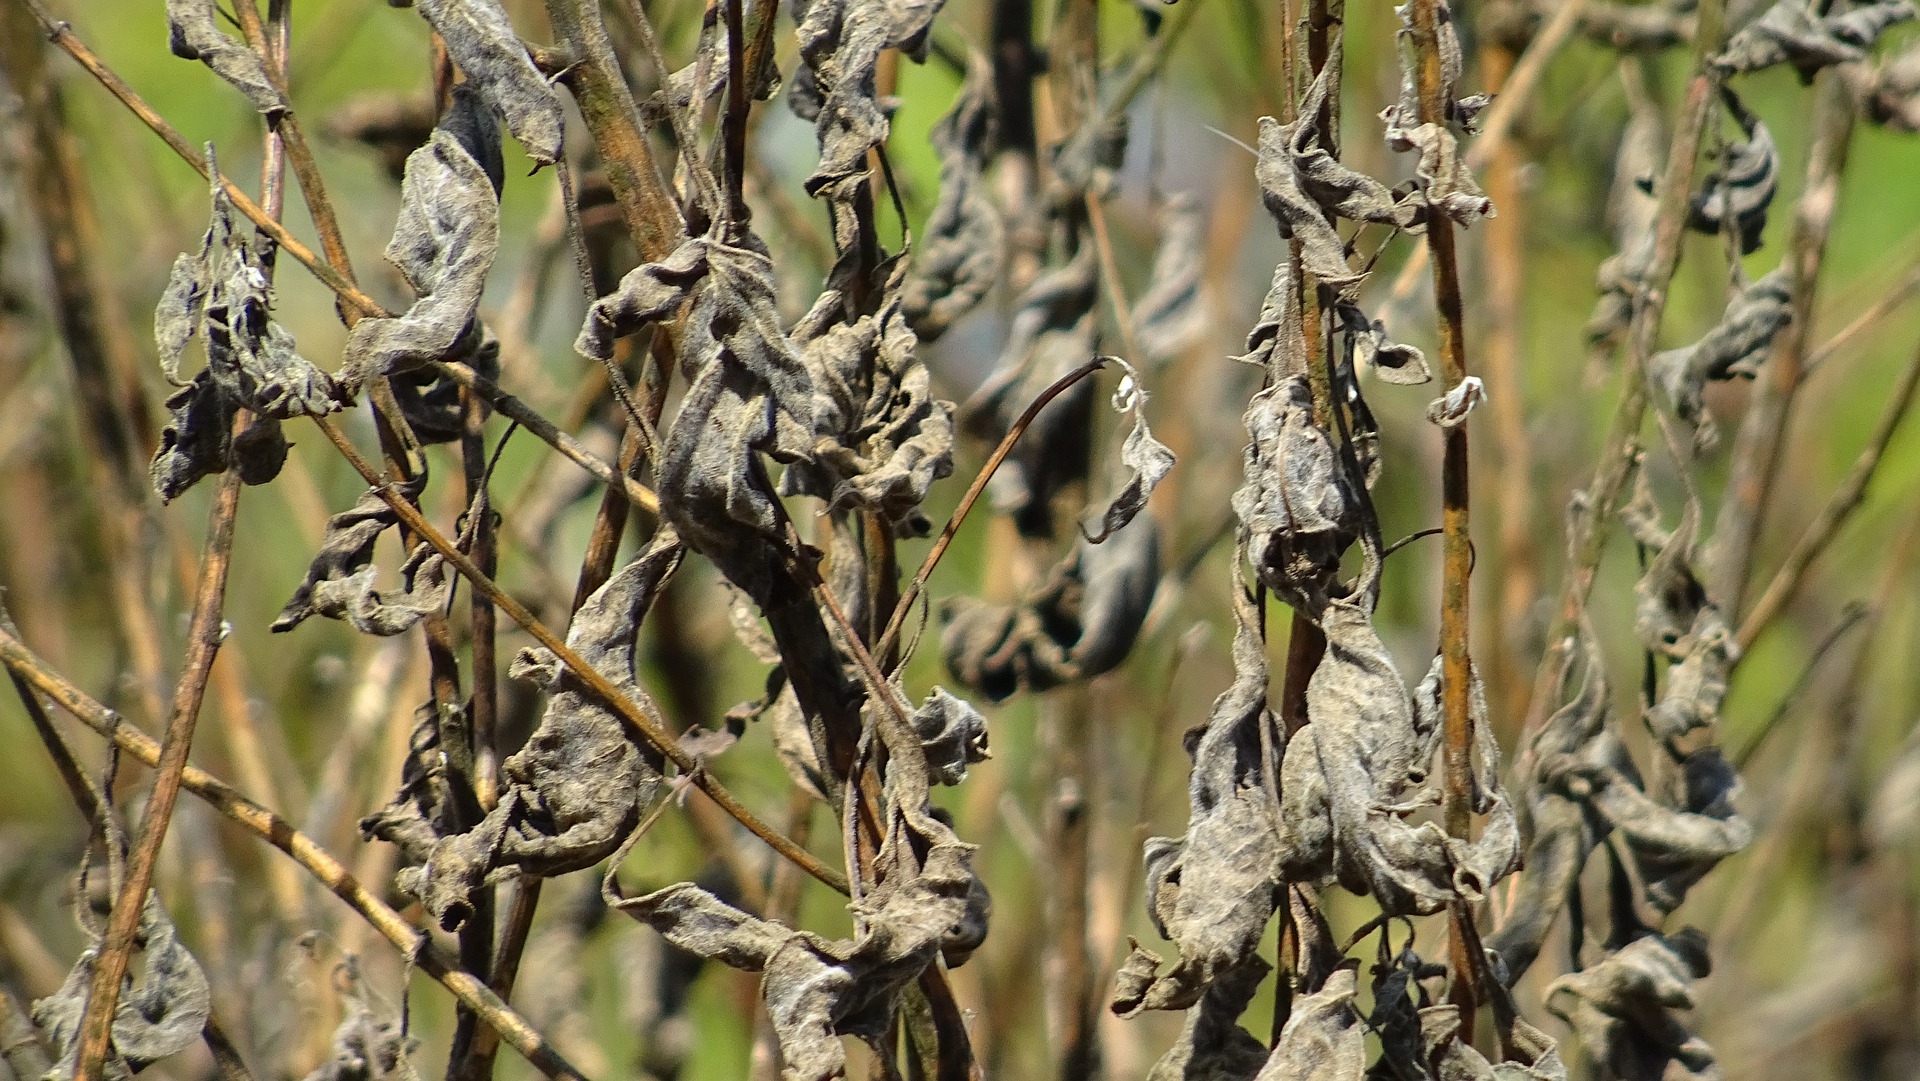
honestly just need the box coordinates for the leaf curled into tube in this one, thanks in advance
[1082,358,1176,543]
[1661,89,1777,255]
[1649,267,1791,452]
[409,0,565,163]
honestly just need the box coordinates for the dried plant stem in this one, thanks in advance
[74,438,244,1081]
[308,417,850,894]
[1806,248,1920,373]
[1710,70,1856,616]
[1735,336,1920,651]
[0,987,54,1081]
[0,630,592,1081]
[1407,0,1484,1028]
[1524,0,1727,735]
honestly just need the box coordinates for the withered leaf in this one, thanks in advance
[1232,376,1360,612]
[166,0,287,117]
[1121,953,1272,1081]
[909,687,990,786]
[340,85,503,391]
[1427,375,1487,429]
[1233,260,1307,374]
[902,53,1003,341]
[1587,91,1664,349]
[410,0,564,163]
[1336,301,1429,385]
[384,535,679,929]
[1383,0,1481,143]
[1082,360,1176,543]
[151,374,236,503]
[1397,122,1494,226]
[1854,42,1920,130]
[1546,930,1720,1081]
[301,960,420,1081]
[1677,90,1778,255]
[576,238,710,363]
[941,513,1159,701]
[390,328,499,444]
[960,246,1099,537]
[1113,592,1279,1016]
[272,475,450,637]
[793,0,947,203]
[33,893,211,1081]
[1577,1,1695,51]
[1715,0,1914,81]
[1133,193,1212,366]
[1650,267,1791,452]
[1257,966,1366,1080]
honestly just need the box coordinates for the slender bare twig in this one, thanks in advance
[0,628,592,1081]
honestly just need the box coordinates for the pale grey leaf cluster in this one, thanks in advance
[33,893,211,1081]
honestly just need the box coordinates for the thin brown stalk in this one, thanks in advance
[1710,70,1858,616]
[1735,336,1920,650]
[1407,0,1483,1029]
[74,431,245,1081]
[0,629,592,1081]
[0,987,54,1081]
[1806,248,1920,374]
[308,416,849,894]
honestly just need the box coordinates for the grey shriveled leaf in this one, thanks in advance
[151,374,236,503]
[1232,376,1360,612]
[1114,595,1280,1015]
[1714,0,1914,81]
[1587,91,1664,349]
[1252,966,1366,1081]
[910,687,990,785]
[166,0,286,116]
[1133,193,1212,366]
[1650,267,1791,452]
[1337,301,1429,385]
[272,476,450,637]
[340,85,504,391]
[301,961,420,1081]
[33,893,211,1081]
[793,0,947,203]
[1082,360,1175,543]
[1426,375,1487,429]
[410,0,564,163]
[1232,260,1307,374]
[1398,122,1494,226]
[960,246,1099,537]
[902,53,1003,340]
[1576,1,1695,51]
[1127,954,1272,1081]
[576,238,710,363]
[941,514,1159,701]
[1677,91,1778,255]
[1382,0,1479,144]
[380,536,679,930]
[1545,930,1721,1081]
[1854,41,1920,129]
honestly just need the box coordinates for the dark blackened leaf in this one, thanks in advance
[1232,260,1306,374]
[1677,91,1777,255]
[1715,0,1914,81]
[340,85,504,391]
[1133,194,1211,366]
[785,264,956,537]
[910,687,990,785]
[387,536,679,929]
[33,893,211,1080]
[902,53,1004,341]
[1336,301,1430,385]
[1545,930,1720,1081]
[1232,376,1360,612]
[1082,360,1175,543]
[151,374,236,503]
[301,959,420,1081]
[155,148,340,428]
[960,246,1098,537]
[1112,591,1279,1015]
[1650,267,1791,452]
[411,0,564,163]
[272,476,450,637]
[166,0,286,117]
[941,514,1159,700]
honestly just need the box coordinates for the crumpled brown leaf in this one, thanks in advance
[942,513,1160,701]
[301,959,420,1081]
[1650,267,1791,452]
[33,893,211,1081]
[272,475,449,637]
[1233,260,1307,373]
[1232,376,1360,612]
[1132,193,1212,366]
[960,246,1099,537]
[902,53,1003,341]
[1675,90,1777,255]
[1082,360,1176,543]
[410,0,564,163]
[374,534,678,930]
[1546,930,1720,1081]
[1336,301,1429,385]
[340,85,503,392]
[1112,588,1280,1015]
[792,0,946,204]
[909,687,990,785]
[1714,0,1914,82]
[784,261,955,537]
[166,0,286,117]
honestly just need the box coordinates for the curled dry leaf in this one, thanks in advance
[410,0,565,163]
[1714,0,1914,82]
[1650,267,1791,452]
[376,535,679,930]
[33,893,211,1081]
[1082,359,1176,543]
[166,0,286,116]
[1676,90,1778,255]
[1587,88,1665,348]
[1232,376,1360,612]
[340,85,503,392]
[1397,122,1495,226]
[1545,930,1720,1081]
[902,53,1003,341]
[793,0,945,205]
[1383,0,1491,143]
[1854,42,1920,129]
[1426,375,1486,429]
[301,959,420,1081]
[1115,951,1272,1080]
[1260,966,1367,1079]
[1232,259,1308,373]
[960,246,1099,537]
[1337,300,1429,385]
[272,475,450,637]
[1133,193,1212,366]
[1577,1,1695,51]
[942,513,1160,701]
[909,687,990,786]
